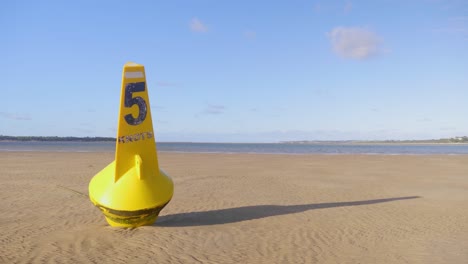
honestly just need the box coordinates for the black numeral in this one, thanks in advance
[124,82,147,126]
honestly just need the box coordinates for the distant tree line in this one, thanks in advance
[2,135,468,143]
[283,136,468,144]
[448,136,468,143]
[0,135,115,142]
[367,137,468,143]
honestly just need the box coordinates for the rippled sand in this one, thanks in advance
[1,152,467,263]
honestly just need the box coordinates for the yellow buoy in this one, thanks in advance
[89,62,173,227]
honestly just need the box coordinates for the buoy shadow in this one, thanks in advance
[156,196,420,227]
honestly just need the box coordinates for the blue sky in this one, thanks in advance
[1,0,467,142]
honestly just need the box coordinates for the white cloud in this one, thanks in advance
[327,26,384,60]
[190,18,208,33]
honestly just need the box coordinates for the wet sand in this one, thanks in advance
[1,152,467,263]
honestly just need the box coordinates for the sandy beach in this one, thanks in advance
[1,152,467,263]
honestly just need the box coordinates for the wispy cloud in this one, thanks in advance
[0,112,31,121]
[190,18,208,33]
[327,26,384,60]
[203,104,225,115]
[244,30,256,39]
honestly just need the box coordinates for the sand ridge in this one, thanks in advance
[1,152,467,263]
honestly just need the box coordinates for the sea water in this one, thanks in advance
[1,141,468,155]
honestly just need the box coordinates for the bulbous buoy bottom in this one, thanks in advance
[92,200,170,228]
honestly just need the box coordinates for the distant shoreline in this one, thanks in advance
[0,139,468,146]
[3,140,468,154]
[2,135,468,144]
[0,136,115,142]
[280,141,468,145]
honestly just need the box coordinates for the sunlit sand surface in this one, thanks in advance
[1,152,467,263]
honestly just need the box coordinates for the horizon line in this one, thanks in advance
[1,135,468,144]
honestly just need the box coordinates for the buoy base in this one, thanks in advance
[92,200,170,228]
[104,214,159,228]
